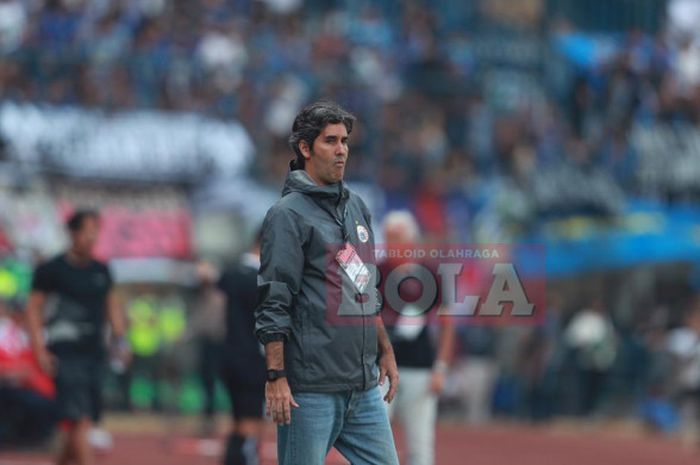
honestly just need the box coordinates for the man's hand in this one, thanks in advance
[0,365,31,386]
[36,348,57,376]
[429,370,446,394]
[379,351,399,403]
[265,377,299,425]
[110,338,133,373]
[117,345,133,368]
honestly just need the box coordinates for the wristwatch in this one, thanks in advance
[267,369,287,381]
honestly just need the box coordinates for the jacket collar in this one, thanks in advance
[282,161,349,201]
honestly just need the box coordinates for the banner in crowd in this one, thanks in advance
[0,103,253,181]
[535,199,700,276]
[58,202,193,260]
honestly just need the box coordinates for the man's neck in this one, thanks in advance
[304,167,330,186]
[66,249,92,266]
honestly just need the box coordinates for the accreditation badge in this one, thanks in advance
[335,242,371,293]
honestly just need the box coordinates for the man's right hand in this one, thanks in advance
[265,377,299,425]
[36,348,57,375]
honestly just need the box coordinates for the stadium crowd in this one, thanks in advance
[0,2,695,197]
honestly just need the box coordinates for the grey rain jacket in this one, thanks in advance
[255,167,380,393]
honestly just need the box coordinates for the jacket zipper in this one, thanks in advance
[333,192,367,389]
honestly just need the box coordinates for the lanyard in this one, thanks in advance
[335,204,349,242]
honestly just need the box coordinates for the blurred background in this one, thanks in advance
[2,0,700,464]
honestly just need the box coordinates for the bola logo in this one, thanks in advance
[328,244,547,326]
[356,225,369,243]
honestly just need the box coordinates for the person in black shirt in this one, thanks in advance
[190,261,226,436]
[379,210,455,465]
[217,234,266,465]
[26,210,127,465]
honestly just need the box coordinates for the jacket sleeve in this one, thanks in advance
[255,205,305,345]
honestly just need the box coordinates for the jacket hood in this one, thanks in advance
[282,162,349,200]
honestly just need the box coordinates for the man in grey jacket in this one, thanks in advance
[255,100,400,465]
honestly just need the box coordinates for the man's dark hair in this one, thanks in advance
[66,209,100,232]
[288,100,355,169]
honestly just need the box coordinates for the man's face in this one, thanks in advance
[302,123,349,185]
[71,217,100,257]
[384,224,411,246]
[383,223,417,266]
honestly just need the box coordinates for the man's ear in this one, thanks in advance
[299,140,312,160]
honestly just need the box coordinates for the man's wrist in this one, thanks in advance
[32,342,46,354]
[115,336,130,351]
[433,360,448,374]
[260,332,286,345]
[267,369,287,381]
[379,344,394,356]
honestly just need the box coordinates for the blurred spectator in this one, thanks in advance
[668,0,700,41]
[598,127,638,192]
[565,297,618,416]
[120,292,190,414]
[673,35,700,98]
[0,297,56,446]
[379,211,456,465]
[0,0,27,54]
[637,310,679,433]
[667,303,700,444]
[518,294,565,422]
[449,324,498,424]
[217,234,266,465]
[492,325,530,418]
[25,209,128,464]
[188,261,225,436]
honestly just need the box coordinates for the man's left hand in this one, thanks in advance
[429,370,446,394]
[110,337,132,372]
[379,351,399,403]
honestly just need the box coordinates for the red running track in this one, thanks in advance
[1,422,698,465]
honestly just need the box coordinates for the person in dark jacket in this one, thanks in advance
[218,234,266,465]
[255,100,400,465]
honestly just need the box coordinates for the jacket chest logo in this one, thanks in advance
[356,225,369,243]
